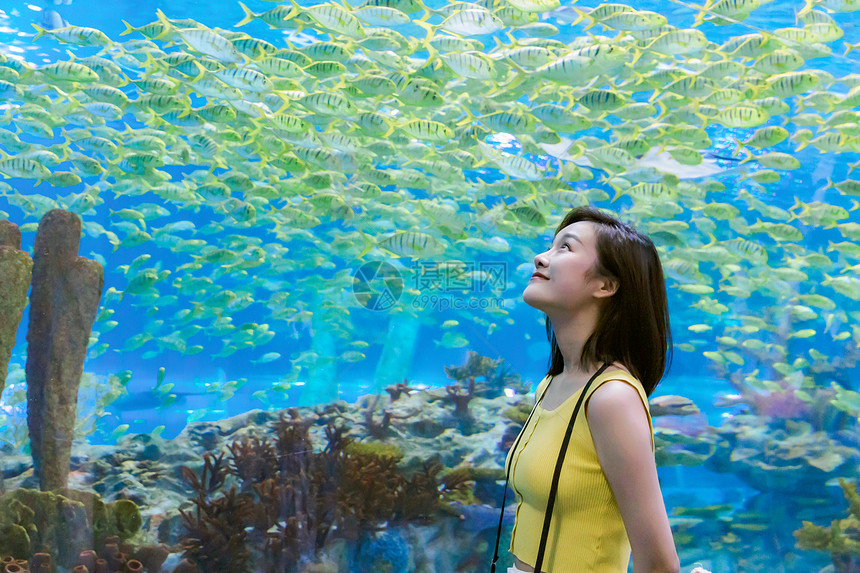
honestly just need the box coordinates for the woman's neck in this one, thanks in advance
[548,306,600,377]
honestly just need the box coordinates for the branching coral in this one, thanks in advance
[443,351,526,399]
[174,407,450,571]
[445,378,477,420]
[228,438,279,488]
[384,380,416,403]
[178,486,254,573]
[359,395,410,440]
[444,351,498,384]
[179,453,226,497]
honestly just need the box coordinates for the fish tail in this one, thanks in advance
[413,19,435,50]
[416,1,434,22]
[647,90,661,105]
[693,5,708,27]
[415,0,439,19]
[120,20,137,36]
[31,23,49,41]
[357,228,376,259]
[577,9,596,31]
[236,2,258,27]
[610,183,627,203]
[155,8,172,30]
[796,0,813,17]
[187,60,208,86]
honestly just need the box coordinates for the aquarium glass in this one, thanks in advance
[0,0,858,571]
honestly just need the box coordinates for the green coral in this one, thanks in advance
[344,441,404,461]
[441,467,505,485]
[503,404,532,424]
[111,499,143,539]
[794,478,860,563]
[0,523,30,558]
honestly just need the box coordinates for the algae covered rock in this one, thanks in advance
[0,219,33,397]
[0,488,141,567]
[0,523,30,558]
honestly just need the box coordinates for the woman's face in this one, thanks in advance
[523,221,613,313]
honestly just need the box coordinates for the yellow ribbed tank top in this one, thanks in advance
[505,369,655,573]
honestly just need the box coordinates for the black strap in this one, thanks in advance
[491,363,609,573]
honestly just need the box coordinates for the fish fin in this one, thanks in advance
[738,146,756,164]
[357,228,376,259]
[416,4,434,22]
[120,20,137,37]
[155,9,172,29]
[692,1,711,27]
[236,2,259,27]
[31,23,49,41]
[413,19,435,50]
[570,7,590,27]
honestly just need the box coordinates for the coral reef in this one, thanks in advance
[0,488,140,568]
[705,416,857,493]
[384,380,416,403]
[0,363,726,573]
[26,210,104,491]
[0,220,32,398]
[172,408,450,573]
[443,351,527,400]
[795,478,860,573]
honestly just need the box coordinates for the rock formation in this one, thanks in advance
[0,221,32,397]
[26,210,104,491]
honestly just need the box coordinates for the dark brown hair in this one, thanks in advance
[544,206,671,396]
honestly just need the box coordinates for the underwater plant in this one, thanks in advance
[443,351,526,399]
[794,477,860,573]
[178,485,255,573]
[173,407,453,572]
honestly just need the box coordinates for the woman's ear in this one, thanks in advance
[595,275,618,299]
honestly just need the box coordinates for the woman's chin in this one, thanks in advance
[522,290,545,310]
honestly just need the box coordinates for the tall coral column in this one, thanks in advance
[26,209,104,491]
[0,220,33,397]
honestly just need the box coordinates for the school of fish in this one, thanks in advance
[0,0,859,416]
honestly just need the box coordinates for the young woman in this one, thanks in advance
[503,206,710,573]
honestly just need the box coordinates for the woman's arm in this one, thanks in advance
[587,380,681,573]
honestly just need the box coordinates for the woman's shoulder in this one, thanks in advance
[595,362,649,400]
[604,362,634,379]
